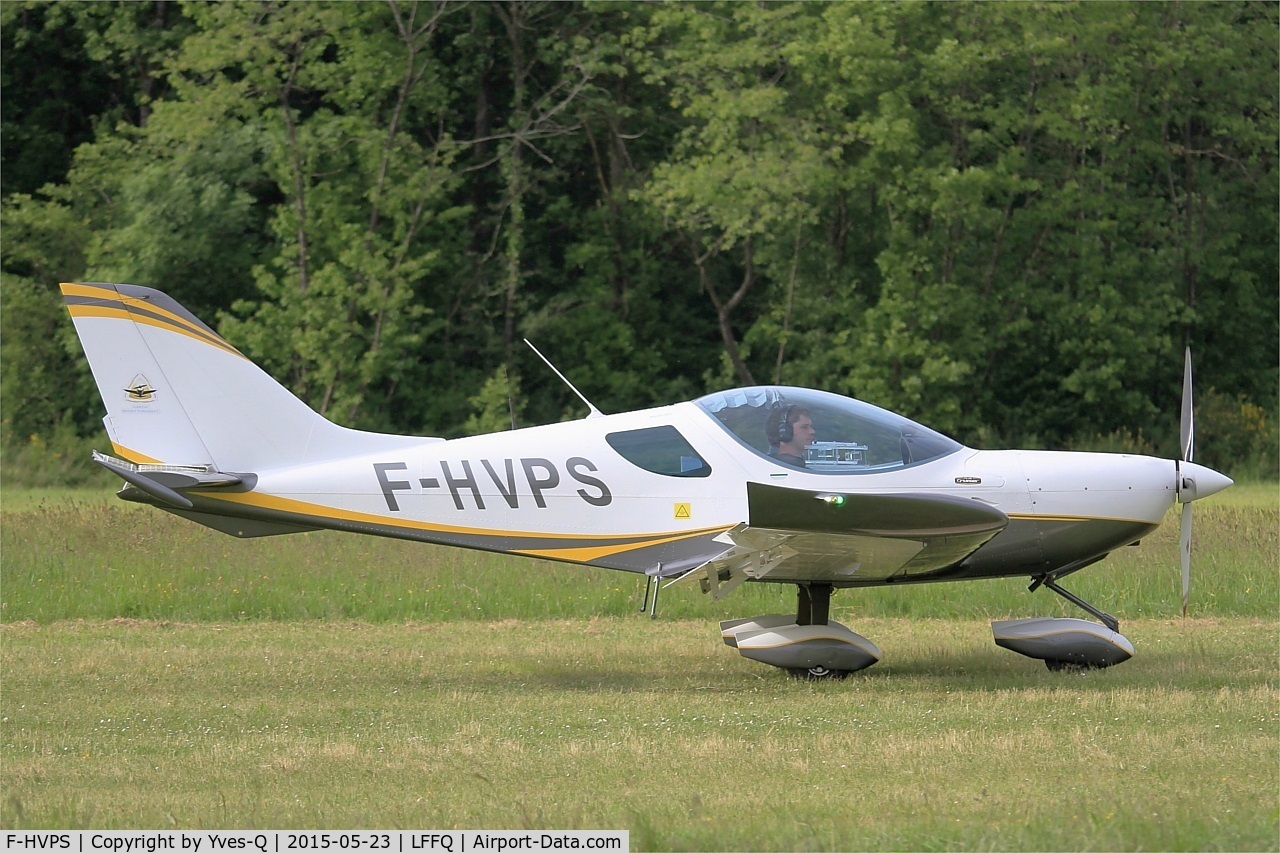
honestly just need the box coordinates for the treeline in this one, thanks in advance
[3,1,1276,483]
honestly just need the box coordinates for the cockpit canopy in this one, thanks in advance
[694,386,963,474]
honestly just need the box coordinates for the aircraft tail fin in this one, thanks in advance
[61,282,426,473]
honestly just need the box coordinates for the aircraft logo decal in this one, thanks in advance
[125,374,157,402]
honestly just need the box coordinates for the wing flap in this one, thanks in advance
[679,484,1009,599]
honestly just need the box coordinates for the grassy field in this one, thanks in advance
[2,619,1276,849]
[2,487,1275,624]
[1,485,1277,849]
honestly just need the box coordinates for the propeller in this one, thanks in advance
[1173,348,1233,616]
[1177,347,1193,617]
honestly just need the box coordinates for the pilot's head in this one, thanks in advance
[767,405,814,451]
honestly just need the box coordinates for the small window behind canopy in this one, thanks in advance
[605,425,712,478]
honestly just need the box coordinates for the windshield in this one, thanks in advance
[694,386,963,474]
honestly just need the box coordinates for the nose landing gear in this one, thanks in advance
[993,564,1134,670]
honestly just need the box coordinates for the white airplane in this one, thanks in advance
[61,281,1233,678]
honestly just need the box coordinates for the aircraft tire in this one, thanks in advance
[1044,659,1095,672]
[786,666,851,680]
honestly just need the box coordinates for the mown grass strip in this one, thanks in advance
[2,618,1277,850]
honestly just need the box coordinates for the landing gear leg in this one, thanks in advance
[796,582,832,626]
[788,583,846,679]
[1028,567,1119,633]
[639,569,663,619]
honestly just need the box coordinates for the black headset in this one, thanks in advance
[768,404,797,445]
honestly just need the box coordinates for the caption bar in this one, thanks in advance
[3,833,627,853]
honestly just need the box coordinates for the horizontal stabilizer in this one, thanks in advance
[94,451,241,510]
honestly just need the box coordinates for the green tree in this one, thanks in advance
[633,2,846,386]
[2,1,1273,483]
[763,3,1271,445]
[463,364,525,434]
[1,1,190,195]
[170,1,466,428]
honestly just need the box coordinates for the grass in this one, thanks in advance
[1201,480,1279,510]
[1,619,1276,849]
[1,488,1275,624]
[1,485,1276,849]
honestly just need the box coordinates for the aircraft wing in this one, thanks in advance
[684,482,1009,599]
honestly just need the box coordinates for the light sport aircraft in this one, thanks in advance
[62,281,1233,678]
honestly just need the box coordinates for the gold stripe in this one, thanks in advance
[742,635,879,653]
[62,283,245,359]
[512,527,726,562]
[61,282,118,300]
[999,629,1124,642]
[111,442,164,465]
[68,303,245,359]
[62,283,222,346]
[1006,513,1153,524]
[1007,513,1090,522]
[194,488,731,546]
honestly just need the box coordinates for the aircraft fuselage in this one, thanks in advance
[130,401,1193,587]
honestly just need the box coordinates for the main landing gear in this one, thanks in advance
[717,571,1136,678]
[719,583,881,680]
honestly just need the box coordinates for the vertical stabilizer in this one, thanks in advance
[62,283,217,465]
[61,282,427,472]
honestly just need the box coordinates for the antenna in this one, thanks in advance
[523,339,605,419]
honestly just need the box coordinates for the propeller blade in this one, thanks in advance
[1180,346,1194,463]
[1178,347,1194,616]
[1180,501,1192,617]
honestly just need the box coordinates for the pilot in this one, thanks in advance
[766,405,815,468]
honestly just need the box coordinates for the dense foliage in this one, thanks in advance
[3,1,1276,480]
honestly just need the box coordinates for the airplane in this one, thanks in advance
[60,281,1234,678]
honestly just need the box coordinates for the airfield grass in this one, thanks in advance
[1,486,1276,624]
[1,485,1277,849]
[2,619,1277,849]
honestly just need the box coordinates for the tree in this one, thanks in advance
[170,1,466,428]
[1,1,1273,482]
[728,2,1274,446]
[633,3,846,387]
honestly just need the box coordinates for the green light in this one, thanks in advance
[824,494,846,507]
